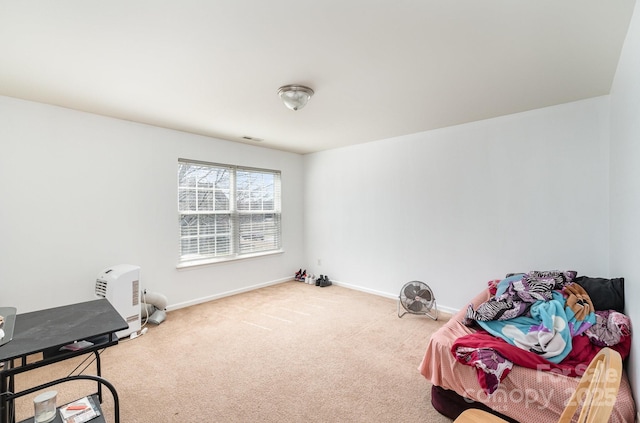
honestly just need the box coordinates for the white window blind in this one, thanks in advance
[178,159,281,265]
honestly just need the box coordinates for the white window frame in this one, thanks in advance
[177,159,282,268]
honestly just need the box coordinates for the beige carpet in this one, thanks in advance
[13,282,453,422]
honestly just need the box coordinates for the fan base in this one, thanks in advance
[397,300,438,320]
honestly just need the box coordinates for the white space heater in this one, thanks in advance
[95,264,141,338]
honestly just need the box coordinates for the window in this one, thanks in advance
[177,159,281,266]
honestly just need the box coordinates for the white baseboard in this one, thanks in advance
[332,280,459,315]
[332,280,398,300]
[165,277,460,316]
[166,277,291,311]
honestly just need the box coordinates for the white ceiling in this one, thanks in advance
[0,1,636,154]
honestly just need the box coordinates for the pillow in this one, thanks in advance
[573,276,625,312]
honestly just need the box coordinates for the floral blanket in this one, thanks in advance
[452,325,631,395]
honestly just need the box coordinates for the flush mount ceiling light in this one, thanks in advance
[277,85,314,111]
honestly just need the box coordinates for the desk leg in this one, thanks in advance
[1,361,14,423]
[94,351,103,403]
[1,374,7,423]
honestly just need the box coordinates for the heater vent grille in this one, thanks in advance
[95,279,108,297]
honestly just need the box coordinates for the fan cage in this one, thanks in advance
[397,281,437,320]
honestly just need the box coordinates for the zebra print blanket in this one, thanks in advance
[463,270,577,323]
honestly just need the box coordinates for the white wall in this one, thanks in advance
[610,0,640,406]
[0,96,305,313]
[304,97,611,313]
[1,24,637,403]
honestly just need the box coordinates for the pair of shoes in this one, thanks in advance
[294,269,307,282]
[316,275,332,287]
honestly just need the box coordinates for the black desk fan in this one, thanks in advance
[398,281,438,320]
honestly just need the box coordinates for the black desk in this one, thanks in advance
[0,299,128,423]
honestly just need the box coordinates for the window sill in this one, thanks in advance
[176,249,284,270]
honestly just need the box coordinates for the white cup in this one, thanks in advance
[33,390,57,423]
